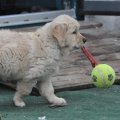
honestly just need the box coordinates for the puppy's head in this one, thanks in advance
[51,15,86,54]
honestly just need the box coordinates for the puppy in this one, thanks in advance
[0,15,86,107]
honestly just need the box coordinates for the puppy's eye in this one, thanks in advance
[72,30,77,34]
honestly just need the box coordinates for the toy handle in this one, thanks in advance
[81,46,98,68]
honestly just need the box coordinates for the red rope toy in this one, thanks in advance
[81,46,98,68]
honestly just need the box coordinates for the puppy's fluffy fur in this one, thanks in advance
[0,15,85,107]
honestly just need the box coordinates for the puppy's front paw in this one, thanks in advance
[14,100,26,107]
[49,97,67,107]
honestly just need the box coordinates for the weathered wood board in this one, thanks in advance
[52,28,120,91]
[0,22,120,94]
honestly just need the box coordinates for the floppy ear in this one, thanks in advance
[52,23,68,47]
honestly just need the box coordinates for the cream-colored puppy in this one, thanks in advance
[0,15,86,107]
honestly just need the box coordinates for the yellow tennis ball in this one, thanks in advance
[91,64,116,88]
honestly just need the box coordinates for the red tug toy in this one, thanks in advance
[81,46,97,68]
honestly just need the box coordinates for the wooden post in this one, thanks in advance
[76,0,84,20]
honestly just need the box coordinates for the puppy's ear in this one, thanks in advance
[52,23,68,47]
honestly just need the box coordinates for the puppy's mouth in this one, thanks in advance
[71,43,85,52]
[72,44,82,50]
[73,46,80,50]
[60,44,85,55]
[70,46,80,53]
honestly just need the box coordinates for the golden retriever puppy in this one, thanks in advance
[0,15,86,107]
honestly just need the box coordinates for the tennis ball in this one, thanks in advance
[91,64,116,88]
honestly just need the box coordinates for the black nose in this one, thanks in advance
[83,38,87,43]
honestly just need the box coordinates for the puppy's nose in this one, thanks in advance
[83,38,87,43]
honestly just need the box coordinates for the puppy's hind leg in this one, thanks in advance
[37,79,67,107]
[13,80,37,107]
